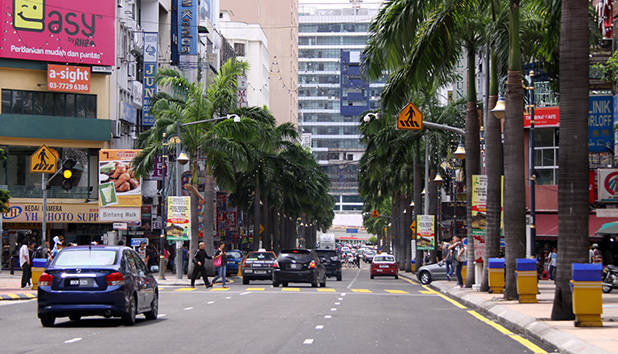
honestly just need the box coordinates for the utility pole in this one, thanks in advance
[42,173,47,245]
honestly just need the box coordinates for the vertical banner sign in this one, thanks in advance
[166,196,191,241]
[142,32,158,127]
[416,215,435,250]
[471,175,487,262]
[178,0,198,56]
[614,95,618,160]
[589,96,613,153]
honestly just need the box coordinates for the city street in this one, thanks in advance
[0,267,551,354]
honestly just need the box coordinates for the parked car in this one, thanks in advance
[226,249,243,276]
[242,250,277,284]
[273,249,326,288]
[37,245,158,327]
[363,251,376,263]
[416,262,448,285]
[370,254,398,279]
[315,249,342,281]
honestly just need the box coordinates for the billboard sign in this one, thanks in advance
[142,32,158,127]
[98,150,142,207]
[416,215,435,251]
[167,196,191,241]
[589,96,613,153]
[47,64,90,93]
[3,202,99,223]
[0,0,115,65]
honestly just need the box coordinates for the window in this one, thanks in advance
[234,43,245,56]
[1,89,96,118]
[533,128,559,185]
[53,250,118,266]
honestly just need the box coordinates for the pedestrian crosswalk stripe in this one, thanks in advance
[175,288,197,292]
[385,289,408,294]
[282,288,300,292]
[24,293,36,298]
[210,288,230,291]
[351,289,372,293]
[317,288,336,292]
[246,288,265,291]
[7,294,19,299]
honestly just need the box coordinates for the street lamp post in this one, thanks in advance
[526,71,536,258]
[434,171,443,245]
[159,133,169,280]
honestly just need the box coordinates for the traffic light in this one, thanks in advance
[61,158,77,191]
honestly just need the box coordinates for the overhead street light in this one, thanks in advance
[491,98,506,120]
[433,171,443,186]
[177,152,189,165]
[363,112,379,123]
[454,141,466,160]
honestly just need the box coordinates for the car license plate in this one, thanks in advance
[379,265,389,268]
[255,270,267,274]
[290,264,299,269]
[69,279,92,287]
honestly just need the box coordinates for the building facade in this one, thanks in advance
[297,1,384,213]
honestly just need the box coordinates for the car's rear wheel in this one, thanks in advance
[272,281,280,287]
[320,281,326,287]
[395,274,399,279]
[69,315,81,322]
[144,292,158,320]
[336,273,342,281]
[122,294,137,326]
[282,282,289,287]
[40,315,55,327]
[243,277,249,285]
[370,274,374,279]
[420,271,431,285]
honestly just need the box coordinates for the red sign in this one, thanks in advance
[47,64,90,93]
[524,106,560,128]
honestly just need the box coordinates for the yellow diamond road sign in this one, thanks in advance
[410,220,416,232]
[397,102,423,130]
[259,224,265,235]
[30,145,58,174]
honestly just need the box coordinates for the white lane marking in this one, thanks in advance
[341,292,347,297]
[225,296,231,299]
[315,325,324,330]
[330,308,337,311]
[324,315,332,319]
[346,268,361,289]
[64,338,82,344]
[240,291,250,296]
[159,314,167,317]
[338,297,343,300]
[303,339,314,345]
[334,302,340,305]
[184,307,194,311]
[207,301,215,304]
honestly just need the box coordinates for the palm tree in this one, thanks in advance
[551,0,590,320]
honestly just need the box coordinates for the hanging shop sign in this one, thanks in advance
[99,207,141,222]
[142,32,158,127]
[524,106,559,128]
[471,175,487,263]
[167,196,191,241]
[47,64,91,93]
[589,96,614,153]
[598,168,618,202]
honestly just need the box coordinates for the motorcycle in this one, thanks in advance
[602,265,618,293]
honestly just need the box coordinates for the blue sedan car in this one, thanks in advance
[37,245,158,327]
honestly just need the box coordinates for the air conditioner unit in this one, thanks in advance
[128,61,137,80]
[130,31,144,56]
[112,120,122,138]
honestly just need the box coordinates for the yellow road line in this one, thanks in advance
[421,285,467,309]
[25,293,36,298]
[246,288,265,291]
[467,310,547,353]
[317,288,336,292]
[175,287,197,292]
[210,288,230,291]
[282,288,300,292]
[385,289,408,294]
[419,290,433,294]
[7,294,19,299]
[400,277,419,285]
[351,289,372,293]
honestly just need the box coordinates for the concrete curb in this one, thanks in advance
[0,292,36,301]
[399,273,611,354]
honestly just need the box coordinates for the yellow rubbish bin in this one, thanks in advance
[516,258,538,303]
[411,260,415,273]
[461,262,467,285]
[488,258,505,294]
[571,263,603,327]
[31,258,48,290]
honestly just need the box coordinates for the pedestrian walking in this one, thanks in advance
[138,242,147,263]
[49,242,64,262]
[547,248,557,281]
[211,242,228,288]
[190,242,212,288]
[449,236,465,288]
[19,241,34,288]
[146,244,159,273]
[591,244,603,264]
[442,240,453,281]
[182,245,189,274]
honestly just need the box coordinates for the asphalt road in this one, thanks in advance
[0,266,553,354]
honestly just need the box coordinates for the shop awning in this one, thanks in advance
[535,214,617,237]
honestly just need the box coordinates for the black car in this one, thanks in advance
[315,249,342,281]
[38,246,158,327]
[242,250,277,284]
[273,249,326,288]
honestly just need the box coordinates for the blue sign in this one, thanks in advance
[346,228,358,234]
[614,95,618,160]
[589,96,613,153]
[142,32,158,127]
[172,0,198,64]
[131,238,148,247]
[121,102,137,125]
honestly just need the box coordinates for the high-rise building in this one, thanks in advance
[297,0,384,214]
[220,0,299,125]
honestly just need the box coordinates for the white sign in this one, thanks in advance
[99,207,141,222]
[143,32,159,63]
[113,222,128,230]
[596,208,618,217]
[598,169,618,202]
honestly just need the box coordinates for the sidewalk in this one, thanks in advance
[402,272,618,354]
[0,272,36,300]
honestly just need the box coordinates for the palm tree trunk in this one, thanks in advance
[253,178,261,251]
[503,0,525,300]
[263,199,271,250]
[392,192,402,268]
[481,50,502,292]
[203,171,216,274]
[414,142,424,269]
[404,194,413,272]
[465,42,480,288]
[551,0,589,320]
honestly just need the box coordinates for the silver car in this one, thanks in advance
[416,262,448,284]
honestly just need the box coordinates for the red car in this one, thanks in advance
[370,254,398,279]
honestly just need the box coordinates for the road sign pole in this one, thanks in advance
[42,173,47,245]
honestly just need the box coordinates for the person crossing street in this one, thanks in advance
[190,242,212,288]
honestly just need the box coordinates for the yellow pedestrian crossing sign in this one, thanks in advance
[397,102,423,130]
[259,224,264,235]
[410,220,416,232]
[30,145,58,174]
